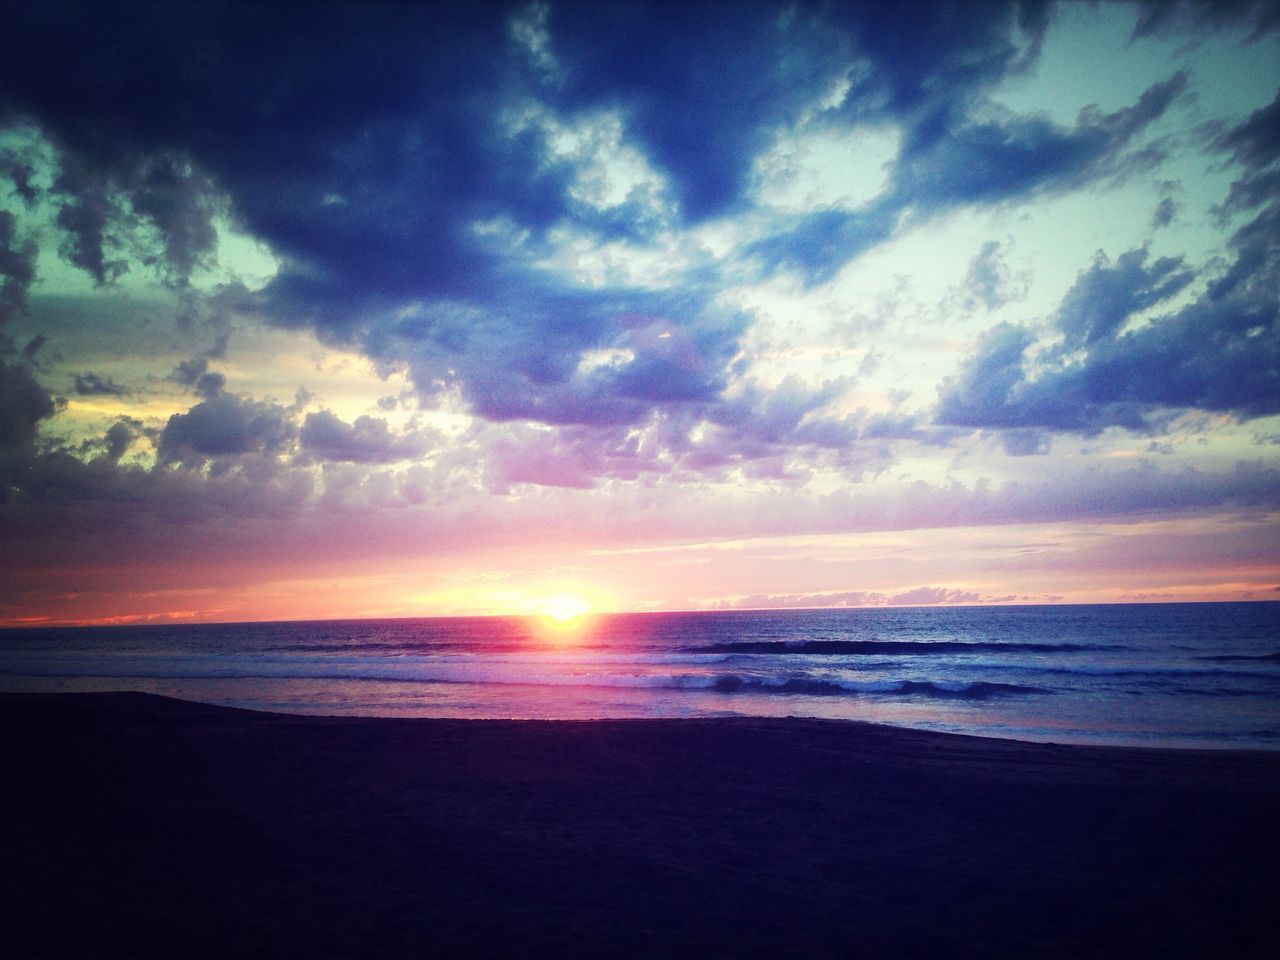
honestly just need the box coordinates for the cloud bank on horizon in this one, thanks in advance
[1,0,1278,623]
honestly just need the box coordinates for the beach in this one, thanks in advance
[3,692,1278,958]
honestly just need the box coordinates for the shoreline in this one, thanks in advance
[4,691,1279,958]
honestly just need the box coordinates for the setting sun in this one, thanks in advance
[527,593,596,643]
[531,593,592,624]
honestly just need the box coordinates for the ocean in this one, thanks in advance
[2,602,1277,749]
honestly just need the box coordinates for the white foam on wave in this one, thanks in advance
[0,651,1047,699]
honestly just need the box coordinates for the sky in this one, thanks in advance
[1,0,1278,626]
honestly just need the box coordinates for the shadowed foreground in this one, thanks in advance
[2,692,1277,958]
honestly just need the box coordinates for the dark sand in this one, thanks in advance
[3,693,1278,958]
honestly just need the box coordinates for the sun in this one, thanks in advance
[527,592,597,642]
[532,592,592,624]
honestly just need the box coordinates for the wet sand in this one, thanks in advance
[2,691,1277,958]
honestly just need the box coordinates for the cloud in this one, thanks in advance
[720,590,882,610]
[0,359,55,461]
[750,71,1187,284]
[0,1,1277,620]
[49,147,223,287]
[170,357,208,387]
[936,322,1046,429]
[170,356,226,399]
[0,147,39,206]
[959,240,1021,312]
[298,410,431,464]
[0,0,1176,478]
[0,211,37,324]
[382,288,752,437]
[103,420,135,461]
[157,394,296,467]
[52,155,124,285]
[888,586,981,606]
[746,204,898,284]
[1212,91,1280,224]
[898,72,1187,207]
[1214,88,1280,171]
[1056,247,1194,350]
[123,153,220,283]
[717,585,1017,610]
[0,0,1057,433]
[21,335,46,361]
[1000,428,1052,457]
[72,372,130,397]
[1151,196,1177,228]
[1131,0,1280,39]
[938,221,1278,434]
[192,372,226,400]
[486,424,604,491]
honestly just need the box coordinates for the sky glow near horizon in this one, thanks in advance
[1,0,1278,625]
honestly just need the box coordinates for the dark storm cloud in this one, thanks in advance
[298,410,431,464]
[72,372,130,397]
[0,1,1272,493]
[52,155,125,285]
[170,356,227,399]
[103,419,135,461]
[123,153,221,283]
[543,1,855,221]
[0,0,1059,435]
[193,372,227,400]
[21,335,47,361]
[51,149,222,286]
[0,148,39,206]
[1,1,525,305]
[170,357,208,387]
[157,393,296,466]
[0,360,55,458]
[0,210,37,324]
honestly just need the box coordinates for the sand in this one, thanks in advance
[2,691,1277,958]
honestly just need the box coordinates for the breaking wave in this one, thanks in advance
[708,676,1047,699]
[0,652,1045,699]
[684,639,1125,656]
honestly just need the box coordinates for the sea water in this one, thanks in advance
[2,603,1277,749]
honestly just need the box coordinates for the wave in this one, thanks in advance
[0,652,1045,700]
[1196,652,1280,663]
[709,676,1048,700]
[983,663,1280,681]
[684,639,1126,656]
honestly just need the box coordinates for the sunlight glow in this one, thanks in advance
[532,592,592,623]
[527,592,597,643]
